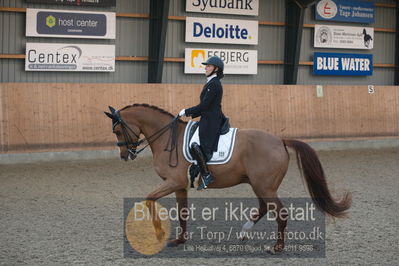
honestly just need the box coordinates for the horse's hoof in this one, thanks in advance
[167,239,185,247]
[273,243,284,253]
[156,230,165,241]
[167,241,178,247]
[239,236,248,241]
[265,246,276,255]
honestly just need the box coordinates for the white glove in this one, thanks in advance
[178,109,186,117]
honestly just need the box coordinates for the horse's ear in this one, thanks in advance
[104,112,113,119]
[108,106,116,113]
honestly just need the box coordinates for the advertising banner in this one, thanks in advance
[313,52,372,76]
[315,0,374,24]
[26,8,116,39]
[26,0,116,7]
[185,48,257,74]
[314,25,374,49]
[25,43,115,72]
[185,17,258,45]
[186,0,259,16]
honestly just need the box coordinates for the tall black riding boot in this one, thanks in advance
[190,143,214,190]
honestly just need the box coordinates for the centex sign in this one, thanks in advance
[186,17,258,45]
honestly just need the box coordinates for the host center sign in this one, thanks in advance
[26,8,116,39]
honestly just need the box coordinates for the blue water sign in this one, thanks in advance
[313,52,373,76]
[315,0,374,24]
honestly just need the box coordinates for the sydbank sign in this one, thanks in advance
[25,43,115,72]
[26,8,116,39]
[315,0,374,24]
[186,0,259,16]
[186,17,258,45]
[185,48,257,74]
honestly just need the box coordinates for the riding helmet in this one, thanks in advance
[202,56,224,71]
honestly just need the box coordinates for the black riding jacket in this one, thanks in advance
[185,76,225,153]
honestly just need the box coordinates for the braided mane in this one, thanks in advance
[120,103,186,123]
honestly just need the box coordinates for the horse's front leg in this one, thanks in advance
[167,189,188,247]
[146,180,183,241]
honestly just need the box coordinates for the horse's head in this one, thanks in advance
[104,106,142,161]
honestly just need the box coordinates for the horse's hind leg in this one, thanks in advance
[239,198,268,239]
[267,197,287,252]
[249,188,288,253]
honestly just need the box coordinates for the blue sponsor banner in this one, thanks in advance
[315,0,374,24]
[313,52,373,76]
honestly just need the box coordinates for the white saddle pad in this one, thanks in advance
[183,120,237,165]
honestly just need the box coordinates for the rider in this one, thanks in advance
[179,56,226,190]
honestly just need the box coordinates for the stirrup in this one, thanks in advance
[197,174,214,190]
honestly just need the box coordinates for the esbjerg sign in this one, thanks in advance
[314,24,374,49]
[26,8,116,39]
[25,43,115,72]
[185,48,257,74]
[185,17,258,45]
[186,0,259,16]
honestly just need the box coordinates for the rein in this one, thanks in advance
[113,111,180,167]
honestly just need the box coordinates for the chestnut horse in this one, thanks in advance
[105,104,351,252]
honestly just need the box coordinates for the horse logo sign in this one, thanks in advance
[314,25,374,49]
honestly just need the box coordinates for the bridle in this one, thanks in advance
[111,110,180,167]
[112,110,142,160]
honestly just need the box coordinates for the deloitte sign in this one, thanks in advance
[185,17,258,45]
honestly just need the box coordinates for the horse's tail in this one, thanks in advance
[283,139,352,218]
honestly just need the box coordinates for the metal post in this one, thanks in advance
[283,0,317,84]
[395,1,399,85]
[148,0,170,83]
[284,0,305,84]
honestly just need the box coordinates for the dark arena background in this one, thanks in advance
[1,0,398,265]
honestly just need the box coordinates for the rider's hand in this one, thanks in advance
[178,109,186,117]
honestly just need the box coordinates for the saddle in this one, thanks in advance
[183,118,237,188]
[188,117,230,141]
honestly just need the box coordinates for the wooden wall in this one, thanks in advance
[0,83,398,153]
